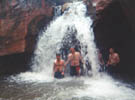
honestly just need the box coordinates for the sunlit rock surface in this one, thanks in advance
[0,0,53,75]
[0,0,53,56]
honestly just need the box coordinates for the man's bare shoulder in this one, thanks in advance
[114,53,119,56]
[61,60,65,63]
[76,52,80,55]
[54,60,57,63]
[68,53,72,57]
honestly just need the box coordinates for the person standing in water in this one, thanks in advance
[98,50,105,72]
[53,53,65,79]
[106,48,120,73]
[65,47,84,76]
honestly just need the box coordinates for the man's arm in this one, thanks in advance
[79,53,84,64]
[63,61,66,72]
[106,55,111,66]
[115,53,120,63]
[101,57,105,65]
[65,55,71,66]
[61,61,66,75]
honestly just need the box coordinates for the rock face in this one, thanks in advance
[93,0,135,76]
[0,0,53,75]
[0,0,53,56]
[0,0,135,76]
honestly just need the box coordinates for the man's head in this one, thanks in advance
[109,48,114,54]
[70,47,75,54]
[56,53,61,61]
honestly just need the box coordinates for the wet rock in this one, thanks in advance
[0,0,53,56]
[0,0,53,75]
[84,0,96,20]
[62,3,70,13]
[92,0,135,75]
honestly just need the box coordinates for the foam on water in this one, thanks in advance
[10,74,135,100]
[5,1,135,100]
[3,1,135,100]
[31,1,99,78]
[10,1,99,83]
[75,74,135,100]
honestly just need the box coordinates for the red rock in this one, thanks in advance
[0,0,53,56]
[93,0,112,12]
[0,40,25,56]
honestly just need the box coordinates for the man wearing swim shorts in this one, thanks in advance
[65,48,84,76]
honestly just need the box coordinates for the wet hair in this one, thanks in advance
[70,47,75,51]
[56,53,61,56]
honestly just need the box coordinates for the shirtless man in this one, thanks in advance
[107,48,120,66]
[53,53,65,79]
[65,48,84,76]
[106,48,120,73]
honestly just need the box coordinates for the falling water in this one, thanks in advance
[2,1,135,100]
[30,1,99,79]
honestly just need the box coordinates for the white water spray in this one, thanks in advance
[6,2,135,100]
[11,1,100,82]
[31,1,99,78]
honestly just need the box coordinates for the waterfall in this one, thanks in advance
[30,1,100,78]
[6,1,135,100]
